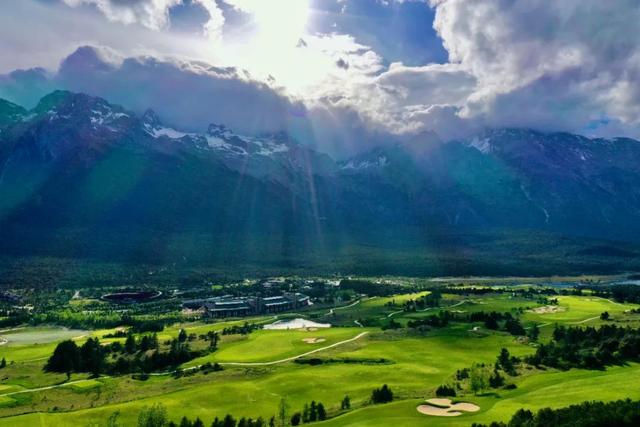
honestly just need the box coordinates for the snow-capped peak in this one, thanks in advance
[204,123,291,157]
[142,109,192,140]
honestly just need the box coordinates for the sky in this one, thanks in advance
[1,0,640,158]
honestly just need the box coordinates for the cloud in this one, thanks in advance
[61,0,224,36]
[430,0,640,137]
[3,0,640,158]
[376,62,475,107]
[0,68,56,108]
[0,1,217,73]
[303,60,476,142]
[1,46,305,137]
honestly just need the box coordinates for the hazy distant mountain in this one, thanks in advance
[2,91,640,274]
[337,128,640,238]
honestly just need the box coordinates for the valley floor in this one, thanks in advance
[0,282,638,426]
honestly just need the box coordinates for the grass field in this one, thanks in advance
[185,327,366,366]
[0,285,638,426]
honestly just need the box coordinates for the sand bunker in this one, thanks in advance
[529,305,565,314]
[302,338,326,344]
[264,318,331,330]
[417,398,480,417]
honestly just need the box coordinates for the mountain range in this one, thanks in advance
[2,91,640,276]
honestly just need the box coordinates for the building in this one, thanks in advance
[188,293,310,318]
[204,296,252,318]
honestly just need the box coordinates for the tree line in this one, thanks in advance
[339,279,410,297]
[221,322,261,336]
[45,329,216,377]
[404,310,532,338]
[585,284,640,304]
[526,324,640,370]
[472,398,640,427]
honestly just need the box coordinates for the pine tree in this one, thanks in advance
[290,412,301,426]
[125,334,137,354]
[341,395,350,410]
[222,414,236,427]
[316,403,327,420]
[278,398,289,427]
[527,323,540,342]
[309,401,317,421]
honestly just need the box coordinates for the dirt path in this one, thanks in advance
[525,322,551,330]
[597,297,624,306]
[572,316,600,324]
[327,299,361,315]
[220,332,369,366]
[387,299,467,319]
[0,377,110,397]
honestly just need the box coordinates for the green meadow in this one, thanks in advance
[0,284,638,426]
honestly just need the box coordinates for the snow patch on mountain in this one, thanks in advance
[468,136,492,154]
[342,155,388,170]
[90,108,129,126]
[149,126,191,139]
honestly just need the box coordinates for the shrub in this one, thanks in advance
[435,384,457,397]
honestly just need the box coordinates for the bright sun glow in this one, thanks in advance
[250,0,310,45]
[220,0,334,93]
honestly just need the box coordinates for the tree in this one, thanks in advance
[484,316,499,330]
[309,401,317,422]
[179,417,192,427]
[435,385,456,397]
[290,413,301,426]
[45,340,80,378]
[371,385,393,404]
[277,398,289,427]
[341,395,351,410]
[302,403,309,423]
[470,364,489,395]
[207,331,220,350]
[489,370,505,388]
[105,412,123,427]
[0,358,6,369]
[178,329,188,343]
[504,318,525,336]
[222,414,236,427]
[316,403,327,421]
[80,338,105,376]
[497,348,517,375]
[601,311,610,321]
[125,334,137,354]
[137,403,168,427]
[527,323,540,342]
